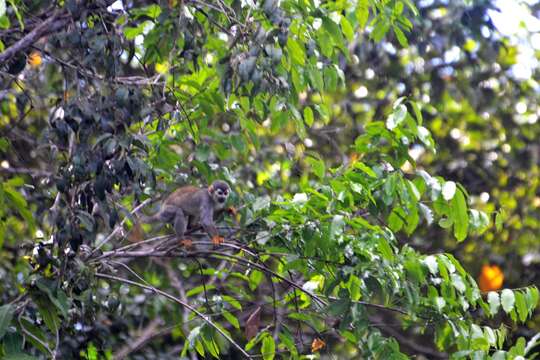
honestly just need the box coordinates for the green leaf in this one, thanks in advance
[287,37,305,66]
[3,331,23,354]
[5,177,24,187]
[195,339,205,357]
[393,25,408,47]
[186,284,217,297]
[0,15,10,29]
[322,17,344,48]
[0,137,9,151]
[145,4,161,19]
[451,188,468,242]
[201,326,220,358]
[356,0,369,28]
[438,217,453,229]
[409,101,423,125]
[417,126,436,151]
[17,318,47,355]
[495,209,505,232]
[526,287,539,313]
[419,203,434,225]
[341,17,354,41]
[278,330,298,357]
[515,291,528,323]
[487,291,500,315]
[245,330,264,351]
[354,162,377,177]
[4,187,35,231]
[86,343,98,360]
[33,293,59,334]
[393,1,404,16]
[378,237,394,261]
[124,23,147,40]
[442,181,456,201]
[303,106,314,127]
[328,298,350,316]
[261,335,275,360]
[424,255,438,275]
[451,273,466,293]
[402,0,419,16]
[35,281,69,318]
[306,156,325,180]
[371,20,390,42]
[187,326,202,347]
[0,304,14,340]
[388,209,404,232]
[0,0,5,17]
[249,270,264,291]
[348,275,362,301]
[323,66,339,92]
[501,289,515,314]
[253,195,271,213]
[7,0,23,29]
[308,65,324,91]
[292,111,307,140]
[222,310,240,329]
[317,31,333,58]
[386,104,407,130]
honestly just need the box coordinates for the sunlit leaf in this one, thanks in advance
[501,289,515,314]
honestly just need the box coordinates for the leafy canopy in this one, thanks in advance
[0,0,538,359]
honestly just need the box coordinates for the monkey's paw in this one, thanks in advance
[212,236,225,245]
[179,239,193,248]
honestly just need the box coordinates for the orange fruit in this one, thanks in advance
[478,264,504,292]
[28,51,42,68]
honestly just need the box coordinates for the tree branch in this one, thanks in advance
[95,272,253,359]
[0,12,71,64]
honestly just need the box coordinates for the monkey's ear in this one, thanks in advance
[208,185,214,193]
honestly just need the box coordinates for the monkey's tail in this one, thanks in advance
[127,212,158,243]
[138,213,159,223]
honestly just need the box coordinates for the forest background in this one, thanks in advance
[1,0,540,359]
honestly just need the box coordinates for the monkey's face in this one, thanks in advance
[210,181,230,206]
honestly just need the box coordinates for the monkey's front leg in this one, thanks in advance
[200,208,224,245]
[174,209,193,248]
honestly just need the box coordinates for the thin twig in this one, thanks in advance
[96,272,253,359]
[18,313,55,358]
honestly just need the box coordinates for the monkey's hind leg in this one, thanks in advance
[174,209,192,248]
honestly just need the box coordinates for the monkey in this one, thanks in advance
[139,180,231,247]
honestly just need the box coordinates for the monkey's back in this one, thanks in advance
[164,186,206,216]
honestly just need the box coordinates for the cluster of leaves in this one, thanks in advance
[0,0,539,359]
[301,0,540,332]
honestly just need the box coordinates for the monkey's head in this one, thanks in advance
[208,180,231,206]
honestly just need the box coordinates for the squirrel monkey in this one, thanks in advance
[141,180,231,246]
